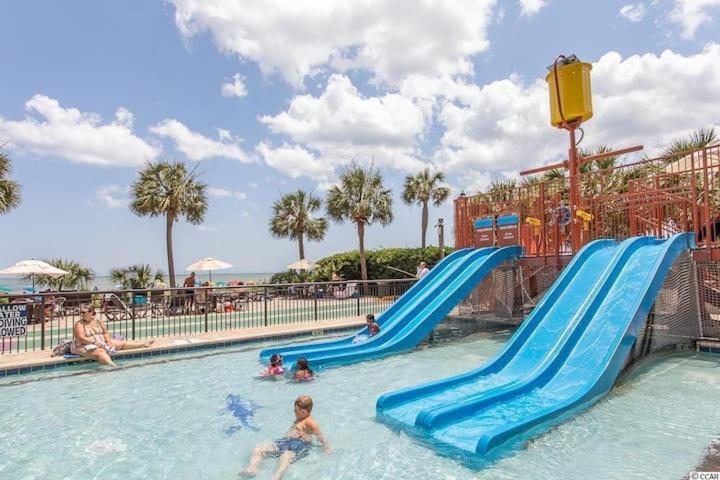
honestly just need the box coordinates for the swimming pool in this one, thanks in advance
[1,327,718,479]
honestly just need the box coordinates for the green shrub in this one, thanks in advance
[271,246,454,282]
[269,270,311,284]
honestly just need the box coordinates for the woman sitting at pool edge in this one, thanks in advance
[71,304,155,366]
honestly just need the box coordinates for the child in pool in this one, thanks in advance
[366,313,380,336]
[293,358,314,382]
[241,395,330,480]
[262,354,285,377]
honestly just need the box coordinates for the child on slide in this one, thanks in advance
[352,313,381,344]
[366,314,380,336]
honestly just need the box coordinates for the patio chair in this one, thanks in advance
[61,291,93,316]
[149,289,168,316]
[103,293,131,322]
[333,282,358,299]
[52,296,66,319]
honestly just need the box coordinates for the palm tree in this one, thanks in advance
[663,127,717,158]
[0,150,21,215]
[130,161,208,288]
[31,259,94,291]
[402,168,450,248]
[111,264,166,289]
[326,163,393,281]
[269,190,328,260]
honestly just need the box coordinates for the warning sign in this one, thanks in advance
[0,304,28,338]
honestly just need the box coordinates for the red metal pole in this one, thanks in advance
[540,182,546,259]
[567,125,580,252]
[702,148,712,255]
[654,176,661,237]
[690,151,699,242]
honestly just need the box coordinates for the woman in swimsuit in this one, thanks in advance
[241,395,330,480]
[71,304,155,366]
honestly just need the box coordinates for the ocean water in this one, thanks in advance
[0,330,718,479]
[0,273,274,293]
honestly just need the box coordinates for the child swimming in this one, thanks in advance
[293,358,314,382]
[261,354,285,377]
[241,395,330,480]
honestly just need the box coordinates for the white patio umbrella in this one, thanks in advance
[286,258,318,271]
[185,257,233,282]
[0,260,69,293]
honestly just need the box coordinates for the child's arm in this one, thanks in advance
[308,419,331,453]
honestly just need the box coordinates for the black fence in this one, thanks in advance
[0,279,415,355]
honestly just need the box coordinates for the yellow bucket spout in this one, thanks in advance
[546,60,593,127]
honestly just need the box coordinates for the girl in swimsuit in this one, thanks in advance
[293,357,314,382]
[261,354,285,377]
[71,304,155,366]
[241,395,330,480]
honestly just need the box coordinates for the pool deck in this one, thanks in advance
[0,315,365,374]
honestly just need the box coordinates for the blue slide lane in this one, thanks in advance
[259,247,473,363]
[376,233,693,460]
[259,246,522,368]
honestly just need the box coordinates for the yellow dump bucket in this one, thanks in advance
[546,62,593,127]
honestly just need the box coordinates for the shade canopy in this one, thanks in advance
[664,140,720,174]
[0,260,69,278]
[186,257,233,272]
[286,258,318,271]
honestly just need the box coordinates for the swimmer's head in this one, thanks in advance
[270,353,283,366]
[296,357,310,370]
[366,313,376,323]
[294,395,313,416]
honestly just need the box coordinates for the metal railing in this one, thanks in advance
[0,279,415,355]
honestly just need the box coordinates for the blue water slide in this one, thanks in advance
[261,246,522,369]
[377,233,693,459]
[376,237,616,426]
[259,247,472,363]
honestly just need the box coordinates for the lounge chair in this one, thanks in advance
[102,293,131,322]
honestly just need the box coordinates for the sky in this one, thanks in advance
[1,0,719,275]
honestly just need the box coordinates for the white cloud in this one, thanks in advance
[259,74,427,182]
[217,128,232,141]
[208,187,247,200]
[619,4,646,22]
[518,0,547,17]
[669,0,720,38]
[196,225,217,232]
[221,73,248,98]
[150,119,251,162]
[256,142,332,184]
[169,0,496,87]
[0,95,160,167]
[249,181,259,189]
[93,185,129,208]
[241,210,251,219]
[431,44,720,187]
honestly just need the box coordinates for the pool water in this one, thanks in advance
[1,328,718,479]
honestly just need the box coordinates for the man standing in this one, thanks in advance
[416,262,430,279]
[183,272,196,313]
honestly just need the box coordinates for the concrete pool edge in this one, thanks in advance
[0,316,365,376]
